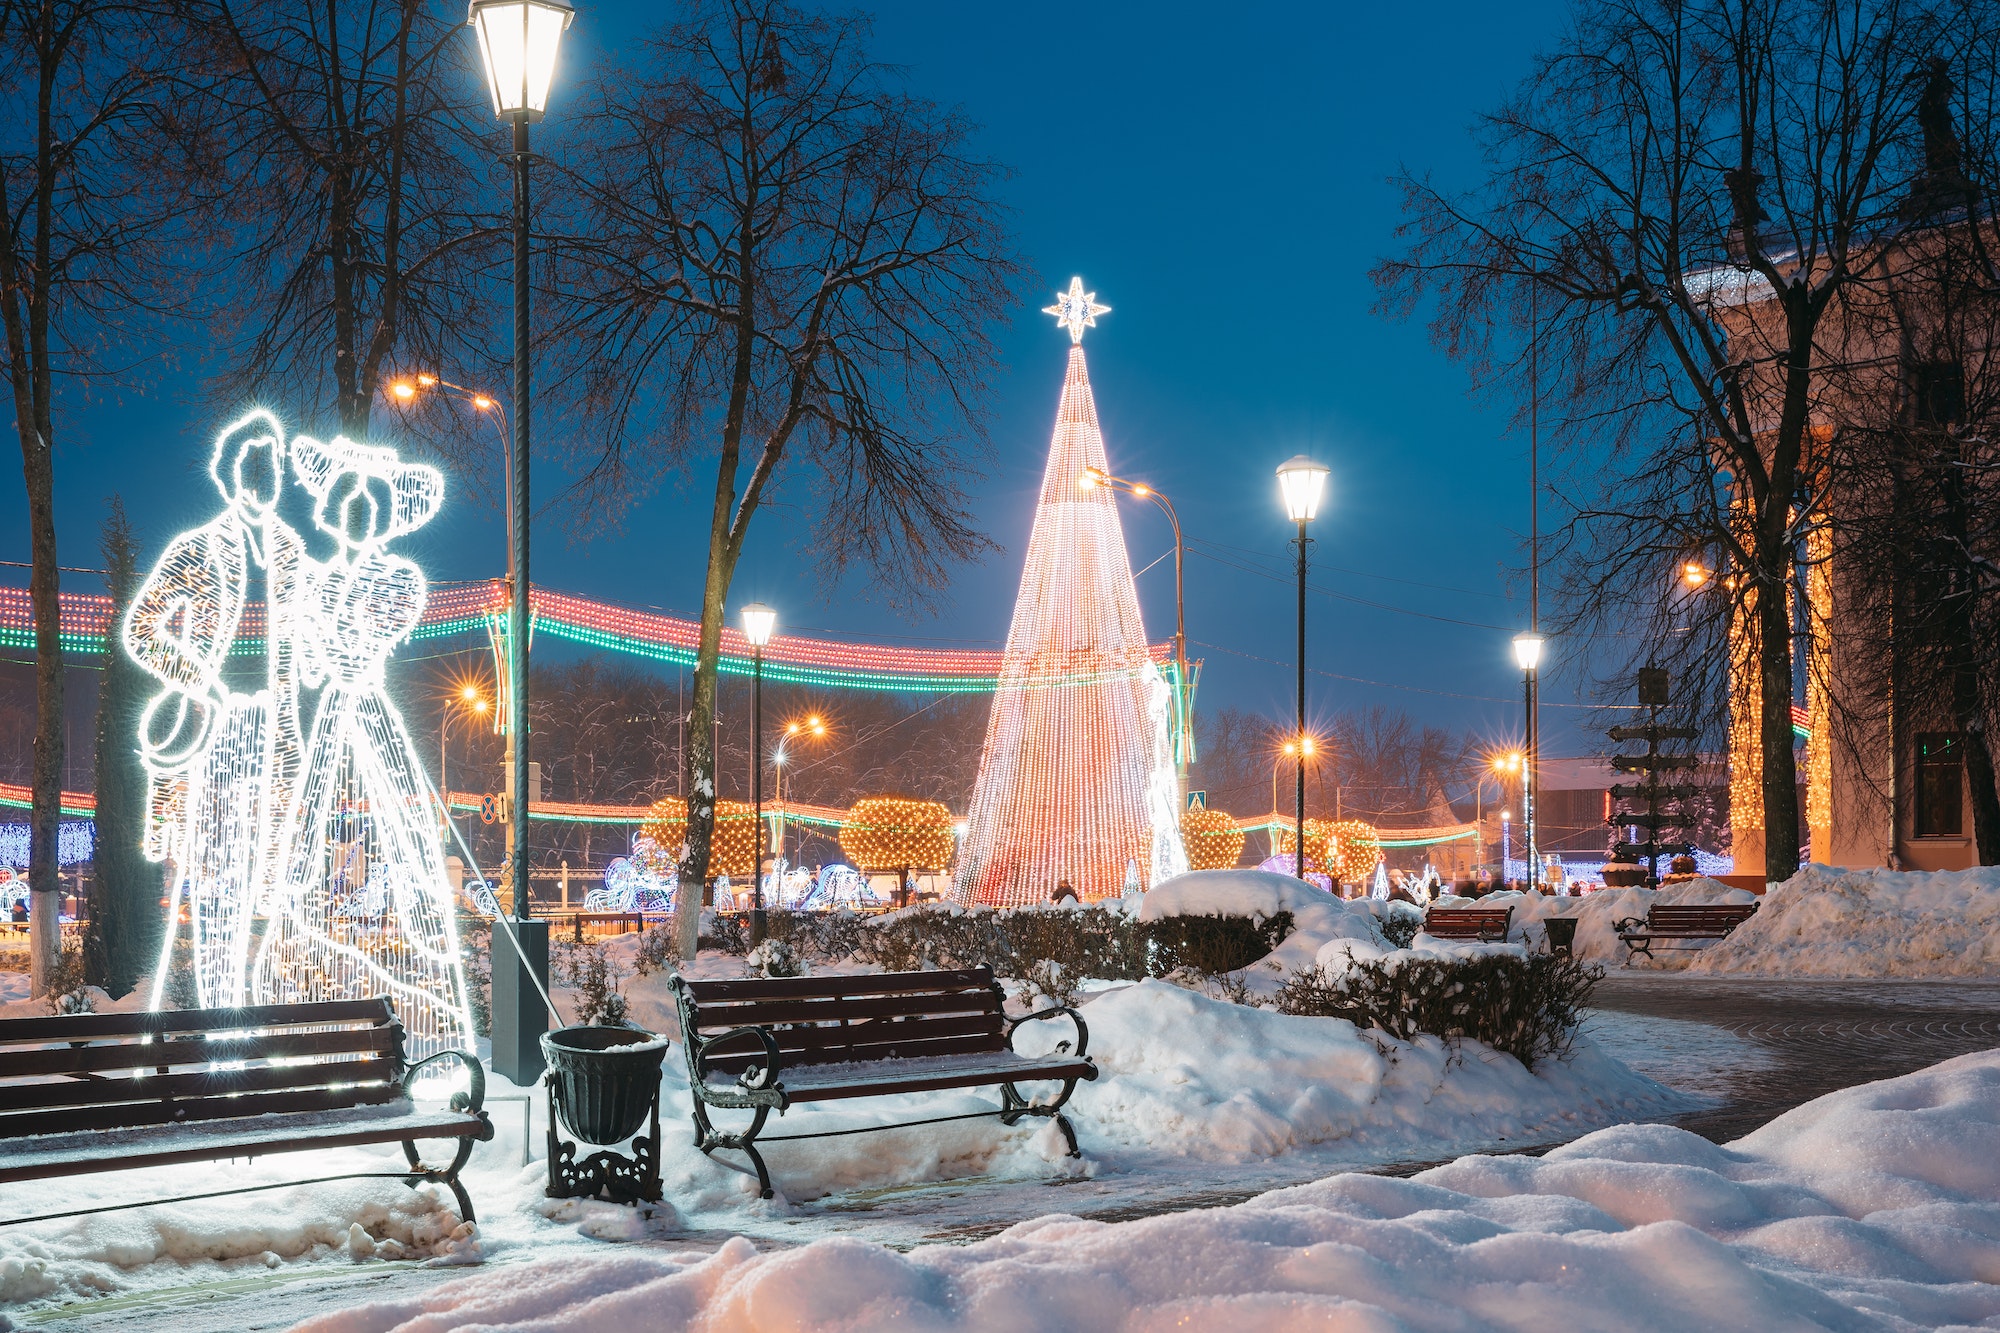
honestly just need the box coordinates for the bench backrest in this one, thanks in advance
[1646,904,1758,929]
[678,968,1007,1080]
[0,998,408,1140]
[1424,907,1513,939]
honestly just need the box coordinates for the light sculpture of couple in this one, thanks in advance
[125,409,473,1060]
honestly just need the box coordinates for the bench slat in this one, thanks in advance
[0,1000,395,1046]
[711,1053,1097,1103]
[0,1081,408,1140]
[684,968,995,1003]
[700,1011,1003,1060]
[0,1053,401,1116]
[705,1028,1010,1077]
[0,1108,486,1185]
[685,989,1004,1030]
[0,1027,400,1081]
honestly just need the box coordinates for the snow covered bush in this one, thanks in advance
[631,920,678,978]
[846,903,1291,982]
[554,940,628,1027]
[1275,952,1601,1068]
[745,938,807,978]
[43,940,93,1015]
[763,908,869,963]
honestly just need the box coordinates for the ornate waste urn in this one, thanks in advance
[540,1025,668,1204]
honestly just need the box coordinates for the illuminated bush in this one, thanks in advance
[1271,818,1336,873]
[641,795,757,879]
[1329,820,1380,884]
[839,797,956,873]
[1180,806,1246,871]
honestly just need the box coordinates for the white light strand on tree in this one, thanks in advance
[952,283,1188,905]
[127,411,472,1061]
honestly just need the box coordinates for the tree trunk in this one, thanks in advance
[1757,568,1802,880]
[673,539,740,961]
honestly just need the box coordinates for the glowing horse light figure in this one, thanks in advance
[249,432,473,1061]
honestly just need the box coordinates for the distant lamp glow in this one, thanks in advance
[1512,631,1546,672]
[460,685,480,702]
[1275,456,1330,523]
[391,381,417,402]
[740,603,777,648]
[1299,735,1315,758]
[1683,562,1710,588]
[467,0,575,121]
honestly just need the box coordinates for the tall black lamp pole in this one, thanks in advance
[468,0,572,1080]
[741,604,777,943]
[1275,456,1330,880]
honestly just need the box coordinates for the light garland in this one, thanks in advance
[126,410,471,1063]
[953,304,1189,906]
[1180,805,1246,871]
[838,797,956,873]
[0,821,95,868]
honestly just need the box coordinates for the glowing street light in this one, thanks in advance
[1512,631,1547,890]
[741,603,777,941]
[1276,455,1332,879]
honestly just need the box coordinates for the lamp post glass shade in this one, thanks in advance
[1275,456,1330,524]
[1512,631,1546,671]
[741,603,778,648]
[468,0,574,120]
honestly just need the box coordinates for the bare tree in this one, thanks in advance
[2,0,208,992]
[1375,0,1975,879]
[551,0,1016,958]
[191,0,498,436]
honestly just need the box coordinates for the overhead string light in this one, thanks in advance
[953,281,1188,907]
[14,575,1178,696]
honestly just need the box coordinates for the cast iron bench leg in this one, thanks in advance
[692,1099,775,1200]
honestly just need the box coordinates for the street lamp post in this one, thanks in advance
[469,0,571,1083]
[1513,632,1546,891]
[741,603,777,943]
[1276,456,1330,880]
[439,685,489,806]
[1082,468,1192,792]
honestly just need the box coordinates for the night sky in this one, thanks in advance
[6,0,1602,760]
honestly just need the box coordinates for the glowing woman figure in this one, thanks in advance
[252,434,473,1061]
[127,411,308,1010]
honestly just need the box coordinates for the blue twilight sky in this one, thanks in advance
[7,0,1608,758]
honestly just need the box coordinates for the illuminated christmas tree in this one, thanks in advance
[953,280,1188,906]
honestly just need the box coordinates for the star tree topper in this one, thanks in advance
[1044,276,1110,344]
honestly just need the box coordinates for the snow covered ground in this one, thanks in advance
[0,943,1684,1314]
[285,1047,2000,1332]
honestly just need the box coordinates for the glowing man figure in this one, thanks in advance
[128,410,308,1011]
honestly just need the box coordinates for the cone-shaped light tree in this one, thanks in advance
[953,280,1188,905]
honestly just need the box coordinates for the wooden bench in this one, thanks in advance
[1615,903,1759,961]
[671,967,1096,1199]
[0,998,493,1226]
[1423,906,1514,942]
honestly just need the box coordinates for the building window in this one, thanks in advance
[1912,362,1965,426]
[1915,733,1963,837]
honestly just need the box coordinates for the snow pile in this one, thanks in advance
[1046,980,1677,1163]
[0,1162,477,1306]
[1141,869,1402,984]
[1692,864,2000,977]
[1432,879,1757,964]
[297,1049,2000,1332]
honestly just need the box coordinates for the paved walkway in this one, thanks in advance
[1589,973,2000,1141]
